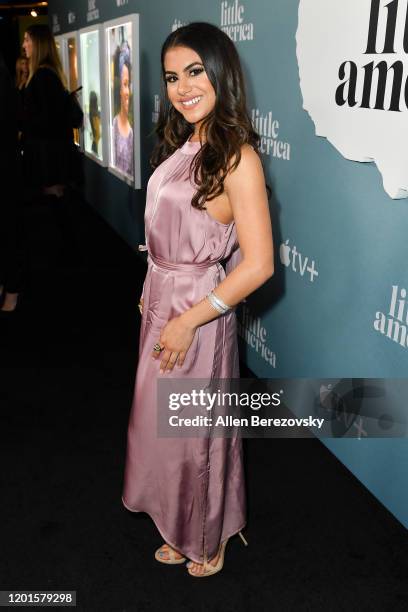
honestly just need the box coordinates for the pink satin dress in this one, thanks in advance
[122,137,246,564]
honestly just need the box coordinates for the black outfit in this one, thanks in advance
[20,66,79,193]
[0,52,24,295]
[18,67,83,268]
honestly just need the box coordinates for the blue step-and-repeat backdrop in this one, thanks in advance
[47,0,408,529]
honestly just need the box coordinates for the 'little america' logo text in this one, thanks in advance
[251,108,291,160]
[280,239,318,283]
[172,18,187,32]
[52,14,60,34]
[152,94,159,123]
[87,0,99,22]
[237,303,276,368]
[220,0,254,41]
[374,285,408,348]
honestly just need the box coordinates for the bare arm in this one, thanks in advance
[180,144,274,330]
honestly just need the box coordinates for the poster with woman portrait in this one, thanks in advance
[105,15,140,188]
[79,25,106,165]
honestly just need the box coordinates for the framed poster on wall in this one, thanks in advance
[79,25,107,166]
[59,30,82,147]
[55,35,64,68]
[65,31,79,93]
[104,14,141,188]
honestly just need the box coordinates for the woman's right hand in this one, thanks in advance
[138,298,144,315]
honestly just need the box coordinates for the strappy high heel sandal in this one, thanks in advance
[187,530,248,578]
[154,543,187,565]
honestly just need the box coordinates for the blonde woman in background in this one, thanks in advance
[21,24,75,199]
[18,25,83,285]
[15,56,29,90]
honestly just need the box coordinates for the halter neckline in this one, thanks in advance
[180,137,203,155]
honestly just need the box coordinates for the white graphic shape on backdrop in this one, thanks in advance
[296,0,408,199]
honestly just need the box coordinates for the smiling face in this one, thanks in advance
[164,45,216,136]
[22,31,33,59]
[120,64,130,116]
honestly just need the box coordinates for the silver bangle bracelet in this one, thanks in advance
[207,293,227,313]
[206,290,231,314]
[212,290,230,311]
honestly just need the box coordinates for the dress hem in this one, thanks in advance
[121,495,247,564]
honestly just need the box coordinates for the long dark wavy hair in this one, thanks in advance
[150,22,262,210]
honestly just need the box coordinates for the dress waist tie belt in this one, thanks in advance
[148,252,222,275]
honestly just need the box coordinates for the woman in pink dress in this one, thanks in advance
[122,22,274,577]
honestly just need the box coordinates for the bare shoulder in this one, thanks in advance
[225,143,264,188]
[230,143,260,167]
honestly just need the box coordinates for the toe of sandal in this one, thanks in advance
[155,544,186,565]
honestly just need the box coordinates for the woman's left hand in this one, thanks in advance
[151,315,197,373]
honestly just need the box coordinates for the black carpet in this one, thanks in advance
[1,193,407,612]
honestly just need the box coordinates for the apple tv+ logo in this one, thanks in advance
[280,240,319,283]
